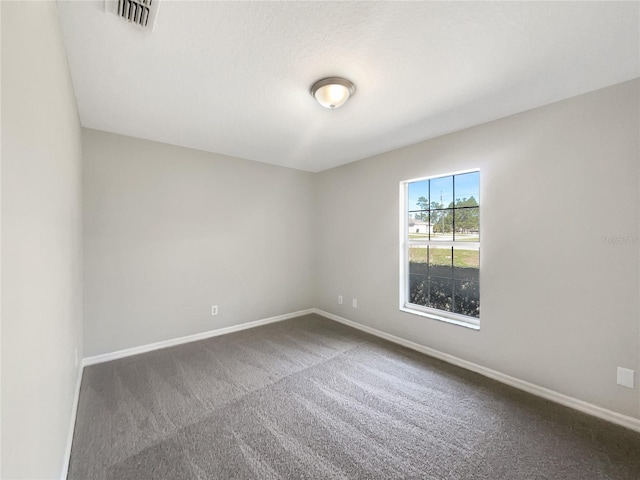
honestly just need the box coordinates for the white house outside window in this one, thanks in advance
[400,170,480,329]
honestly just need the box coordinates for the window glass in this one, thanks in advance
[403,171,480,326]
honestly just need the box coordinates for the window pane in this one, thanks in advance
[428,276,453,312]
[430,175,454,209]
[408,180,429,212]
[409,246,428,305]
[428,245,452,269]
[430,209,453,241]
[454,207,479,241]
[452,247,479,280]
[455,172,480,207]
[454,280,480,318]
[408,212,430,239]
[408,274,428,306]
[408,245,427,275]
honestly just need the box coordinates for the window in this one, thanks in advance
[400,170,480,328]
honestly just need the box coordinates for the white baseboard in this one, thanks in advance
[82,309,314,367]
[60,363,84,480]
[311,308,640,434]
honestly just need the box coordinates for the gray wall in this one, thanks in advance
[315,79,640,419]
[1,1,83,478]
[83,129,314,356]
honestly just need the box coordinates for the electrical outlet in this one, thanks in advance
[338,295,343,304]
[617,367,635,388]
[211,305,218,316]
[352,298,358,309]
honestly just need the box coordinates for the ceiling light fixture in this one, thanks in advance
[310,77,356,109]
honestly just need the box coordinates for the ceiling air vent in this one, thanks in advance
[105,0,160,31]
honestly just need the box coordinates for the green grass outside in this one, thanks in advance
[409,233,479,242]
[409,246,479,268]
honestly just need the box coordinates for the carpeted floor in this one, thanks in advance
[68,314,640,479]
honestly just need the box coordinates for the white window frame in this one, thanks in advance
[399,169,480,330]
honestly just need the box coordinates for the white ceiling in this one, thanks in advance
[57,1,639,172]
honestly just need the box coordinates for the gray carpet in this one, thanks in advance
[68,314,640,480]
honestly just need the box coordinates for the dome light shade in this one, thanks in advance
[310,77,355,109]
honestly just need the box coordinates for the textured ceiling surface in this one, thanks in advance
[57,1,639,172]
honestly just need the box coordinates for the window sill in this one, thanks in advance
[400,305,480,330]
